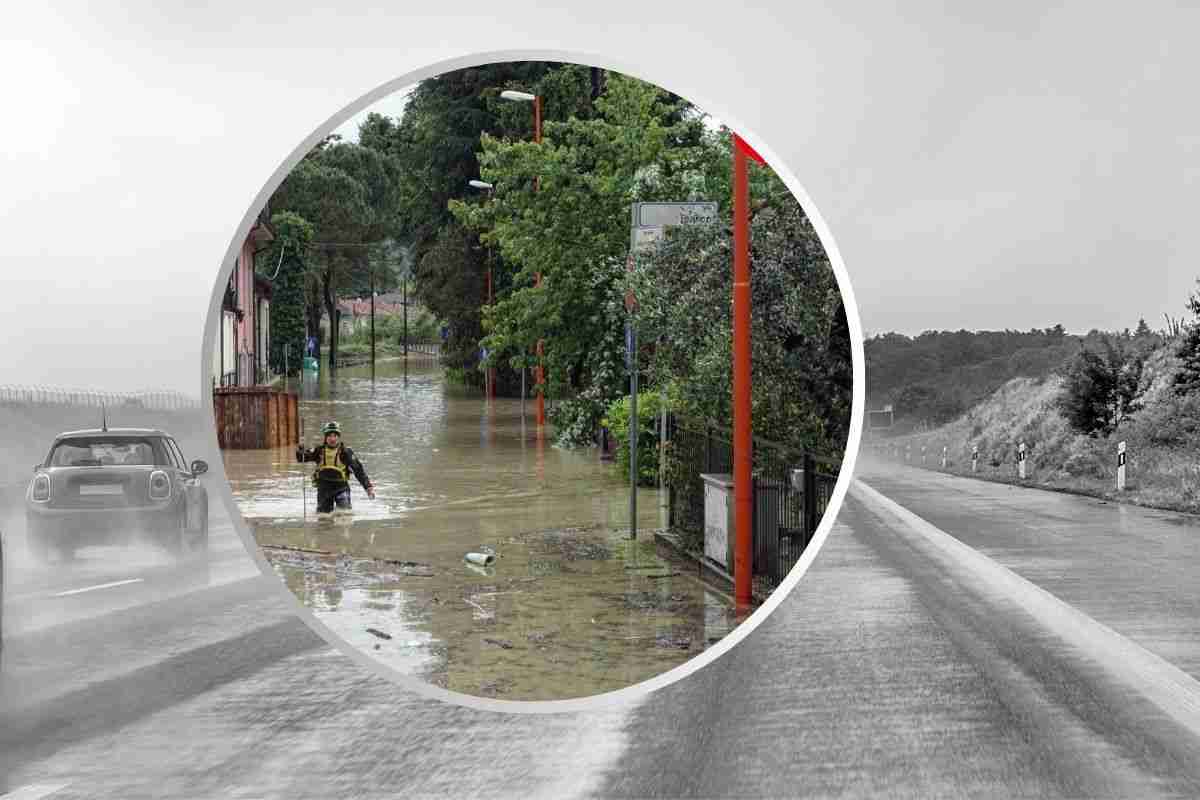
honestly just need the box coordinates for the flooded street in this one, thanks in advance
[221,361,737,700]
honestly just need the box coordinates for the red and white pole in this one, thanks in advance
[732,135,753,607]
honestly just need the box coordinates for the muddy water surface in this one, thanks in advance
[222,362,737,700]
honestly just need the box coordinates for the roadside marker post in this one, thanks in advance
[922,445,927,465]
[1117,441,1127,491]
[941,446,947,469]
[972,445,979,472]
[1018,442,1027,480]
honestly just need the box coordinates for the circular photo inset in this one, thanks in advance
[210,60,854,702]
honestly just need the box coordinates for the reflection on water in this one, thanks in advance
[222,361,737,700]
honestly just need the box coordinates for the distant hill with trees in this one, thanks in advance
[863,293,1200,513]
[865,322,1163,430]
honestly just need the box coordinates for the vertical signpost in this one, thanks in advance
[1018,442,1027,480]
[1117,440,1127,491]
[941,446,948,469]
[972,445,979,472]
[626,296,638,540]
[921,445,927,465]
[629,202,717,543]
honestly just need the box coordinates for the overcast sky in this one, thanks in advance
[2,2,1198,395]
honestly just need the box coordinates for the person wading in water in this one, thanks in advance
[297,421,375,514]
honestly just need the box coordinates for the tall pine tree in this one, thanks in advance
[1174,280,1200,395]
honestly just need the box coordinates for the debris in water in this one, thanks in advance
[483,637,514,649]
[655,635,692,650]
[366,628,392,640]
[463,596,495,620]
[260,543,334,556]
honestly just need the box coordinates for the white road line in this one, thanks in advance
[0,784,71,800]
[52,578,143,597]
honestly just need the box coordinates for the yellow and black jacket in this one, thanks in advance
[298,443,371,491]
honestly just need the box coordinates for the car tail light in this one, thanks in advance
[149,470,171,500]
[31,473,50,502]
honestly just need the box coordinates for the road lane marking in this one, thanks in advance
[852,478,1200,739]
[52,578,143,597]
[0,785,71,800]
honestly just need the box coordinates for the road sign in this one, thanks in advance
[630,201,718,252]
[633,201,719,228]
[632,227,664,251]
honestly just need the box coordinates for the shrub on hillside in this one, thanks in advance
[1126,391,1200,447]
[1172,281,1200,396]
[1058,337,1144,436]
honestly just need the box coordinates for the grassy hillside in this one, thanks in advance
[865,339,1200,514]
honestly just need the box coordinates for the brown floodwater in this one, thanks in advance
[221,360,737,700]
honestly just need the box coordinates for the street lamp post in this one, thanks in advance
[468,179,498,400]
[500,89,546,428]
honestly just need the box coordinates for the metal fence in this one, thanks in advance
[664,417,841,596]
[0,384,203,411]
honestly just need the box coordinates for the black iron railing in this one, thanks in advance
[664,416,841,596]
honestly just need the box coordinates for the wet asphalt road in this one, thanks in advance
[4,466,1200,797]
[851,457,1200,680]
[604,475,1200,799]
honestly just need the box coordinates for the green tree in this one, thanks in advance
[1060,337,1144,435]
[1174,281,1200,395]
[450,73,714,441]
[268,142,404,370]
[358,63,650,393]
[631,199,851,455]
[262,211,315,376]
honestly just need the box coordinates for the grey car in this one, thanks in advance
[25,428,210,562]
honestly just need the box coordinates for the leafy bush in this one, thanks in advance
[1058,337,1144,436]
[604,392,665,486]
[550,388,610,448]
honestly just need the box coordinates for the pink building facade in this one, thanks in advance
[213,213,275,387]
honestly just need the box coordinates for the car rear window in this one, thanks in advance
[48,437,171,467]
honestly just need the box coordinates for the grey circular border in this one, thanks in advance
[199,47,866,714]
